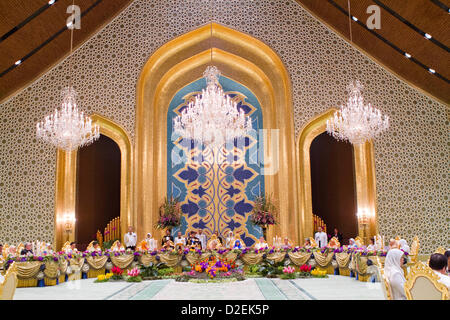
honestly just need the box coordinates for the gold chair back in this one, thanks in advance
[354,236,364,247]
[2,244,9,259]
[376,257,392,300]
[327,237,340,248]
[16,243,24,255]
[86,241,95,251]
[0,262,18,300]
[404,262,449,300]
[309,237,318,248]
[409,236,420,263]
[61,241,70,252]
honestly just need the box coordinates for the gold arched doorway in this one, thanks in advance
[135,23,298,243]
[296,109,378,244]
[54,114,133,250]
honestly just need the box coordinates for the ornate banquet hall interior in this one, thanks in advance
[0,0,448,303]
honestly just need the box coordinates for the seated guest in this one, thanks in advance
[367,238,376,251]
[398,239,410,253]
[207,234,223,250]
[89,241,102,253]
[124,226,137,250]
[281,237,293,250]
[225,231,236,249]
[162,239,175,250]
[187,231,200,248]
[111,240,125,252]
[233,239,244,250]
[327,237,340,249]
[428,253,450,290]
[20,242,33,256]
[8,246,16,257]
[389,238,399,250]
[213,231,225,247]
[348,238,358,249]
[254,237,268,250]
[174,231,186,247]
[161,229,174,247]
[303,238,312,249]
[196,229,207,250]
[43,243,53,254]
[65,242,78,254]
[145,233,157,251]
[384,248,406,300]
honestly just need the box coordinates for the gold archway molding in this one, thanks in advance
[296,109,378,242]
[135,23,299,243]
[54,114,133,249]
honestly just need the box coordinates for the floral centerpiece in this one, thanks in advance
[298,264,312,278]
[179,256,244,282]
[250,194,277,238]
[155,196,181,230]
[95,273,113,283]
[311,268,327,278]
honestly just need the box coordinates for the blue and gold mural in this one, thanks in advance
[167,76,264,247]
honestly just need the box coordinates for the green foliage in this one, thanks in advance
[158,267,175,276]
[126,276,143,282]
[139,262,167,278]
[247,264,260,275]
[257,260,285,277]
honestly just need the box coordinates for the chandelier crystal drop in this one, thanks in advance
[326,81,389,145]
[173,66,252,148]
[36,86,100,152]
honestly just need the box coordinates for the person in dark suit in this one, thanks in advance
[329,228,343,246]
[20,242,33,255]
[161,229,174,246]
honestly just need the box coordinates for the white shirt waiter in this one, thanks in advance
[314,227,328,248]
[124,226,137,249]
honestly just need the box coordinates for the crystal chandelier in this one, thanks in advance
[327,0,389,145]
[36,87,100,152]
[326,81,389,145]
[173,66,252,148]
[36,0,99,152]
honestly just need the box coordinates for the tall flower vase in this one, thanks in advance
[262,226,267,240]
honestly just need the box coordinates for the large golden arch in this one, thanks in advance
[296,109,378,243]
[54,114,133,249]
[135,23,299,243]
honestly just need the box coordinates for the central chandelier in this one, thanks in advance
[327,0,389,145]
[36,87,99,152]
[326,81,389,145]
[36,0,99,152]
[173,66,252,148]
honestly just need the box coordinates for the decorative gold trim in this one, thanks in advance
[404,262,449,300]
[135,23,298,243]
[295,109,378,241]
[54,114,133,250]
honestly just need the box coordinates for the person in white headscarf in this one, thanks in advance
[398,239,410,253]
[384,248,406,300]
[348,238,358,248]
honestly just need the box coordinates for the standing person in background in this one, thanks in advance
[196,229,207,250]
[330,228,343,245]
[314,226,328,248]
[124,226,137,250]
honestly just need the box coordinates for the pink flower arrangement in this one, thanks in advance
[127,267,140,277]
[283,266,295,274]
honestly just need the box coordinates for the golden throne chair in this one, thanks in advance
[375,257,392,300]
[404,262,449,300]
[0,262,18,300]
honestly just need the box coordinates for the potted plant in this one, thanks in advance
[250,194,277,239]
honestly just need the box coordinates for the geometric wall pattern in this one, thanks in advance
[0,0,448,252]
[167,76,264,247]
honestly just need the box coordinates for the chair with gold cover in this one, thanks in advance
[0,262,18,300]
[376,257,392,300]
[309,237,318,248]
[16,243,24,256]
[404,262,449,300]
[2,244,9,260]
[86,241,95,251]
[409,236,420,263]
[207,235,222,250]
[61,241,70,253]
[327,237,340,248]
[354,236,364,248]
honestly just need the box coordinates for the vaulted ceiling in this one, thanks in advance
[0,0,132,103]
[0,0,449,104]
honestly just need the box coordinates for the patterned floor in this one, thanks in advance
[13,276,385,300]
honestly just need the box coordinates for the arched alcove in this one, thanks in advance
[54,114,133,250]
[135,23,298,243]
[296,109,378,243]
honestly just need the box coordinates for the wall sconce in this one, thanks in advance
[62,212,76,234]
